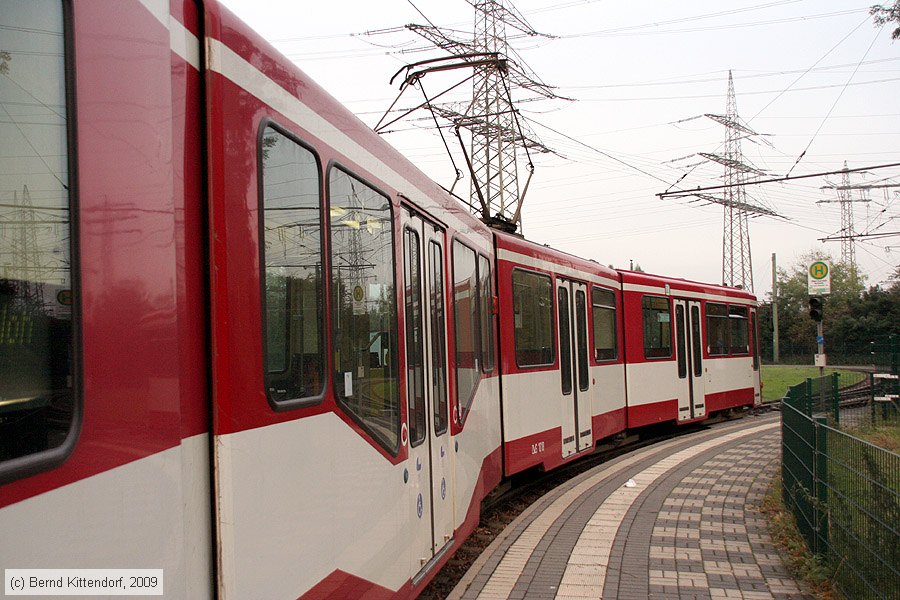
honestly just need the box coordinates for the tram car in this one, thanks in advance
[0,1,759,598]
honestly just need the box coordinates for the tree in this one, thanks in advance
[872,2,900,40]
[759,251,900,363]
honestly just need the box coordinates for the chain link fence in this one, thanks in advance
[781,375,899,599]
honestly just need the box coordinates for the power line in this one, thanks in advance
[659,162,900,199]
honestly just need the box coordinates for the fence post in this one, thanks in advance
[891,334,898,376]
[870,372,876,424]
[814,415,829,557]
[805,378,813,415]
[831,372,840,427]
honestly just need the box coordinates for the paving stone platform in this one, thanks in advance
[449,414,810,600]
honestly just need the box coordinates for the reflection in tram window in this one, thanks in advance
[429,241,448,435]
[642,296,672,359]
[512,269,554,368]
[452,241,480,420]
[479,255,494,373]
[403,228,425,447]
[329,168,399,452]
[729,306,749,354]
[706,303,729,356]
[260,126,324,404]
[591,287,616,361]
[0,0,77,476]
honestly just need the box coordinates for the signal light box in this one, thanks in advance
[807,260,831,295]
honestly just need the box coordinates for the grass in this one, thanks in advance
[858,424,900,453]
[761,471,839,600]
[760,366,865,403]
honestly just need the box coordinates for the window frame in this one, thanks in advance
[478,254,494,374]
[705,302,730,357]
[728,305,750,355]
[641,295,672,360]
[429,240,449,436]
[0,0,82,485]
[451,238,488,424]
[590,285,617,362]
[257,120,326,411]
[511,268,555,369]
[326,163,400,455]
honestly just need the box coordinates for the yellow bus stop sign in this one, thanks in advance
[807,261,831,294]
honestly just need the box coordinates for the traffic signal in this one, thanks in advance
[808,296,824,322]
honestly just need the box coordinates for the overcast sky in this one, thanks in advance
[219,0,900,296]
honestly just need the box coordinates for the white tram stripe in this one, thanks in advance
[136,0,201,71]
[205,37,491,254]
[497,248,620,289]
[622,282,757,305]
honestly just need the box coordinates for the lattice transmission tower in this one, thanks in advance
[374,0,565,232]
[817,162,879,272]
[1,185,46,306]
[717,72,756,291]
[687,72,781,292]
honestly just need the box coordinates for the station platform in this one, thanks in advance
[448,414,810,600]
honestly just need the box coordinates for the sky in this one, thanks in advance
[219,0,900,298]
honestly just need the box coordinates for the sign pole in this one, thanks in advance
[817,322,825,378]
[807,260,830,378]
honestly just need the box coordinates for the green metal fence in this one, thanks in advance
[781,375,900,600]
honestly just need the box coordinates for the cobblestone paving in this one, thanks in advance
[449,416,812,600]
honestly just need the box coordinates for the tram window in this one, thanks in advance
[479,255,494,373]
[751,312,760,371]
[691,305,703,377]
[403,228,425,447]
[575,290,589,392]
[0,0,78,480]
[453,241,479,419]
[591,287,616,361]
[511,269,554,368]
[729,306,749,354]
[706,303,729,356]
[260,126,324,406]
[558,286,572,395]
[329,168,399,452]
[642,296,671,359]
[675,305,687,378]
[430,241,448,435]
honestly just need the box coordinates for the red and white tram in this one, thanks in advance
[0,2,759,598]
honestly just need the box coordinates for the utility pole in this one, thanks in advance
[772,253,779,363]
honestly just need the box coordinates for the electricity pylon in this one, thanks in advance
[374,0,565,232]
[692,72,781,292]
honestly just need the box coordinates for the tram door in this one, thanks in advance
[750,308,761,405]
[402,210,455,579]
[674,299,706,421]
[557,278,593,458]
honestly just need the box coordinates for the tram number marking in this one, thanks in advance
[531,441,545,455]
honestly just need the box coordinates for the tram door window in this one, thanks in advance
[429,242,448,435]
[452,241,493,422]
[0,0,78,481]
[329,168,400,453]
[260,126,324,406]
[404,228,426,446]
